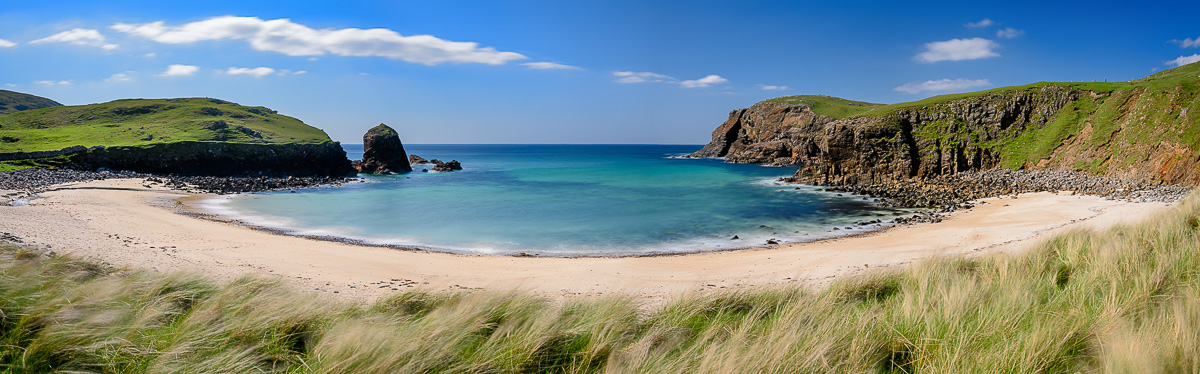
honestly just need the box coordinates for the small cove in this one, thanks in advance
[201,144,910,256]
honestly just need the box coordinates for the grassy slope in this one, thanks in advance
[0,90,62,116]
[766,62,1200,174]
[1,190,1198,372]
[0,98,334,153]
[764,95,884,119]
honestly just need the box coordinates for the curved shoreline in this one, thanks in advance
[179,193,907,259]
[0,178,1180,306]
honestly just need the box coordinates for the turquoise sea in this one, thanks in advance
[199,145,905,256]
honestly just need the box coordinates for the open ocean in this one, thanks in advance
[198,144,906,256]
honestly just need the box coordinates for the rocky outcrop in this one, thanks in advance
[692,80,1200,206]
[409,154,429,165]
[689,101,834,165]
[354,123,412,174]
[70,141,356,177]
[432,160,462,172]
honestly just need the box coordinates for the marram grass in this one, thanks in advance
[2,190,1199,373]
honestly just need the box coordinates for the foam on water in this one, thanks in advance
[204,145,911,257]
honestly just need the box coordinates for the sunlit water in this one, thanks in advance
[198,145,905,256]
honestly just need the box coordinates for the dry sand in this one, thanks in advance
[0,178,1177,306]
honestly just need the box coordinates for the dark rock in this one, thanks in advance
[432,159,462,172]
[731,235,740,240]
[355,123,412,174]
[409,154,429,165]
[198,107,223,116]
[202,120,228,130]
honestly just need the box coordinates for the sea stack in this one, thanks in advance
[354,123,413,174]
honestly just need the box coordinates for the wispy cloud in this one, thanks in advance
[1166,54,1200,67]
[4,83,16,88]
[0,38,15,48]
[895,78,992,94]
[679,75,728,88]
[1171,37,1200,49]
[144,52,157,58]
[34,80,72,86]
[160,64,199,77]
[965,18,994,28]
[759,84,789,91]
[112,16,527,66]
[613,71,727,88]
[226,66,276,77]
[996,27,1024,39]
[915,38,999,62]
[521,62,582,70]
[105,72,133,82]
[613,71,674,84]
[30,28,118,50]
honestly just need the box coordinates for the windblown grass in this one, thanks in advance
[2,190,1199,372]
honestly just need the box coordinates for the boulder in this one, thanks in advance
[432,159,462,172]
[409,154,429,165]
[355,123,413,174]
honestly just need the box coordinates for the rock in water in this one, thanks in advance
[408,154,429,165]
[432,159,463,172]
[356,123,413,174]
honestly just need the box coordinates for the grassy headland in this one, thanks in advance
[0,98,334,154]
[1,190,1197,372]
[0,90,61,116]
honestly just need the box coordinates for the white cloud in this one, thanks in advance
[5,83,18,88]
[521,62,582,70]
[0,38,15,48]
[965,18,994,28]
[105,72,133,82]
[759,84,789,91]
[1171,37,1200,48]
[144,52,157,58]
[1166,54,1200,67]
[679,74,728,88]
[613,71,674,84]
[894,78,992,94]
[160,64,199,77]
[34,80,72,86]
[30,28,118,50]
[226,66,276,77]
[293,70,307,75]
[996,27,1024,39]
[915,38,1000,62]
[112,16,527,65]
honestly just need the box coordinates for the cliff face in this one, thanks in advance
[692,64,1200,187]
[72,142,356,177]
[690,102,834,165]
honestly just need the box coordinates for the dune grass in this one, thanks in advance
[2,190,1199,372]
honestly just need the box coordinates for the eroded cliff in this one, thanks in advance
[692,62,1200,190]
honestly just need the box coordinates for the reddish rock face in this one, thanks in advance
[355,123,412,174]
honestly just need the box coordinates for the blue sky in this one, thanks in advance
[1,0,1198,144]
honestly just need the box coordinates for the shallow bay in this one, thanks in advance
[205,145,901,256]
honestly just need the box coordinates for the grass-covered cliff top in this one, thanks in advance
[0,90,62,116]
[764,95,884,119]
[766,61,1200,118]
[0,97,335,153]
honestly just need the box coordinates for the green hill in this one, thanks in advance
[764,95,884,119]
[0,98,334,153]
[0,90,62,116]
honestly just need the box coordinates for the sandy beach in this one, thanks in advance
[0,178,1178,305]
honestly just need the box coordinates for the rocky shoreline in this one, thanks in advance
[789,168,1191,224]
[0,168,355,197]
